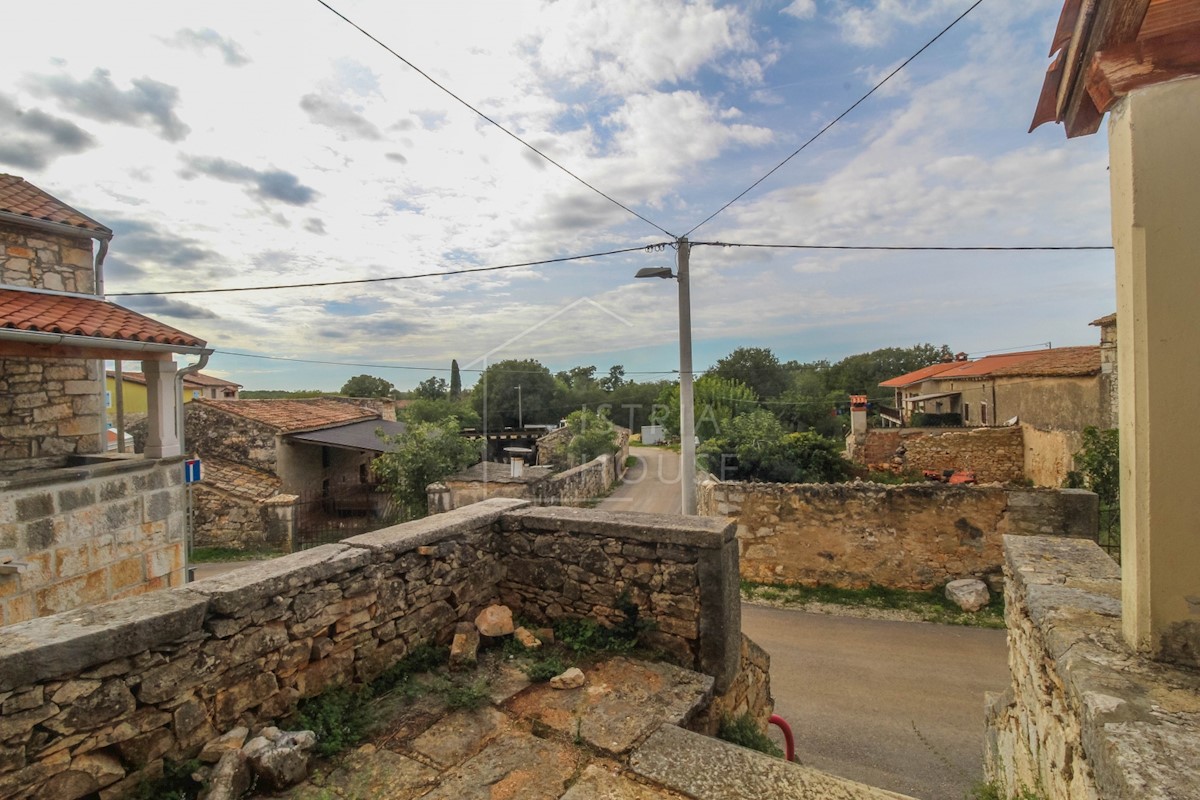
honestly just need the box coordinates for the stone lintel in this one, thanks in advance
[505,506,735,549]
[343,498,531,552]
[0,590,209,691]
[185,544,370,615]
[1003,534,1200,800]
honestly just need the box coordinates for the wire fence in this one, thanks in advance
[291,482,408,551]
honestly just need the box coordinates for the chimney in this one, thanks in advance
[510,455,524,478]
[849,395,869,435]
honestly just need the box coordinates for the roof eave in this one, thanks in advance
[0,210,112,241]
[0,327,210,356]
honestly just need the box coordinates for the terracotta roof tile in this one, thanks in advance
[879,362,959,388]
[0,289,206,347]
[195,398,380,433]
[1090,313,1116,327]
[108,370,236,389]
[0,174,111,236]
[197,457,281,502]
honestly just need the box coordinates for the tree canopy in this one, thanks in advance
[707,347,788,401]
[372,417,480,519]
[340,374,395,398]
[471,359,558,429]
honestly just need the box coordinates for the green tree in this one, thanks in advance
[472,359,557,429]
[564,407,619,465]
[449,359,462,399]
[599,364,626,392]
[708,347,789,400]
[699,409,852,483]
[341,374,395,398]
[1065,426,1120,554]
[413,376,448,400]
[402,398,480,428]
[373,417,481,519]
[658,375,758,440]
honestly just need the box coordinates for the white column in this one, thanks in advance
[1109,76,1200,666]
[141,359,180,459]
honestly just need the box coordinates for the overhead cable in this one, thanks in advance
[683,0,984,237]
[315,0,676,239]
[694,241,1113,252]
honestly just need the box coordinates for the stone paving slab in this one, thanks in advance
[409,707,509,768]
[507,657,713,755]
[630,723,917,800]
[560,764,689,800]
[282,745,438,800]
[418,730,582,800]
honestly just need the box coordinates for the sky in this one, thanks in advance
[0,0,1114,392]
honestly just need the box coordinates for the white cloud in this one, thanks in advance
[781,0,818,20]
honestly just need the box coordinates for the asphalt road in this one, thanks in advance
[597,445,682,514]
[742,604,1010,800]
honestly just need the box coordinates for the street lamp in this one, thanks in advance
[636,236,697,515]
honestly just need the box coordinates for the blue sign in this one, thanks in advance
[184,459,202,484]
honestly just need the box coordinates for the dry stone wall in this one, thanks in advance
[985,535,1200,800]
[183,404,279,474]
[0,500,745,799]
[0,458,187,627]
[854,426,1025,484]
[699,480,1097,590]
[191,486,294,552]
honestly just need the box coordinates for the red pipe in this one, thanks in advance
[769,714,795,762]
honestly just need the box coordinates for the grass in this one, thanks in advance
[968,781,1046,800]
[190,546,283,563]
[741,580,1006,629]
[625,455,639,469]
[717,713,783,758]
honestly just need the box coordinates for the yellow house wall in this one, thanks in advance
[105,377,205,416]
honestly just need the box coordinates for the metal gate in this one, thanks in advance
[291,483,407,551]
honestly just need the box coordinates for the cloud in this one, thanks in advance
[781,0,817,19]
[832,0,966,47]
[183,156,318,206]
[34,69,190,141]
[299,93,382,139]
[168,28,250,66]
[385,152,408,164]
[117,295,220,320]
[0,94,95,169]
[109,218,219,268]
[303,218,327,235]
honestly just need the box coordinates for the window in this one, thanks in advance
[964,403,971,423]
[359,463,369,484]
[981,402,988,425]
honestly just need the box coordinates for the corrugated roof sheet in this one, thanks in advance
[286,419,408,452]
[0,289,206,347]
[194,398,380,433]
[0,174,112,236]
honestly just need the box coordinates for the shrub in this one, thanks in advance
[717,713,783,758]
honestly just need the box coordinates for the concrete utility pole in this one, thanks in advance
[516,384,523,429]
[677,237,697,515]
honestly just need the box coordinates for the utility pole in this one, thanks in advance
[517,384,523,429]
[677,236,697,515]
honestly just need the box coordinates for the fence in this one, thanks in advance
[291,482,406,551]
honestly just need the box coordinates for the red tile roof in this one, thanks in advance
[879,362,959,388]
[0,289,206,347]
[108,370,238,389]
[194,398,380,433]
[880,347,1100,387]
[198,457,281,502]
[0,174,112,236]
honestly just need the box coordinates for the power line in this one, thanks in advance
[314,0,676,240]
[684,0,984,238]
[108,244,667,297]
[694,241,1113,252]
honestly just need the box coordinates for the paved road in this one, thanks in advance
[742,604,1010,800]
[597,445,682,514]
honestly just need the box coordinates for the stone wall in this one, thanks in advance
[985,535,1200,800]
[0,222,95,293]
[0,500,746,799]
[0,458,187,627]
[431,444,629,513]
[853,426,1025,483]
[698,480,1098,590]
[183,403,279,473]
[191,486,295,552]
[1021,424,1080,489]
[0,357,104,473]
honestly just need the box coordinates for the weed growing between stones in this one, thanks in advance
[968,780,1046,800]
[740,579,1006,629]
[516,593,656,682]
[189,546,284,563]
[129,758,203,800]
[717,713,783,758]
[524,652,569,683]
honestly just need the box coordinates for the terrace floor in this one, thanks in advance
[270,651,911,800]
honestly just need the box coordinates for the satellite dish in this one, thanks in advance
[1004,416,1019,427]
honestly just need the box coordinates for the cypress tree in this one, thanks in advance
[450,359,461,399]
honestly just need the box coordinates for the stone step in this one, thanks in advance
[630,723,917,800]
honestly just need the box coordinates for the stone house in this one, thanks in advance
[877,318,1118,485]
[181,398,406,549]
[0,174,209,625]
